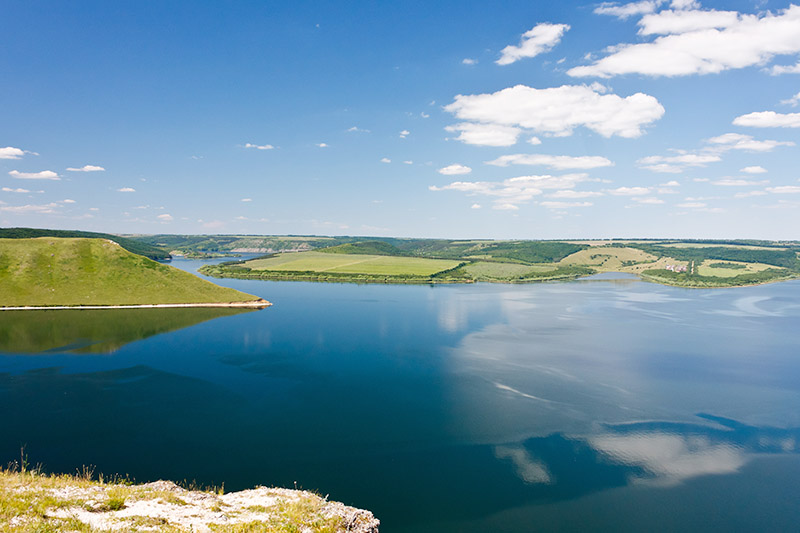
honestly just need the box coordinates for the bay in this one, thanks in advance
[1,257,800,531]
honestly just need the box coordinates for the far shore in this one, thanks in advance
[0,299,271,311]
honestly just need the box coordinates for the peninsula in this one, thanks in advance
[0,237,269,308]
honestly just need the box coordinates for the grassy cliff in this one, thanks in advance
[0,238,261,307]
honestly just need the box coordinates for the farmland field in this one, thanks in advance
[559,247,658,270]
[244,251,461,276]
[461,261,555,279]
[696,260,779,278]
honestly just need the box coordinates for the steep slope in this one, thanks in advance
[0,238,263,307]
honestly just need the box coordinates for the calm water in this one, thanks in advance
[2,258,800,532]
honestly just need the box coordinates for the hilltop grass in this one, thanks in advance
[0,238,261,307]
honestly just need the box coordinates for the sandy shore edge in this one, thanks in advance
[0,299,272,311]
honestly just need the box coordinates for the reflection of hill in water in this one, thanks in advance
[0,308,255,354]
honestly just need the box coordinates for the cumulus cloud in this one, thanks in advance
[62,199,76,204]
[740,166,767,174]
[546,189,604,198]
[781,92,800,106]
[733,111,800,128]
[595,1,663,19]
[771,61,800,75]
[711,178,769,186]
[677,201,707,208]
[430,173,590,209]
[244,143,274,150]
[539,201,592,208]
[438,164,472,175]
[608,186,651,195]
[496,23,570,65]
[157,213,174,221]
[66,165,105,172]
[638,153,721,173]
[445,122,522,147]
[734,190,768,198]
[241,198,252,202]
[706,132,795,151]
[767,185,800,193]
[462,58,477,65]
[399,130,410,138]
[570,5,800,78]
[117,187,136,192]
[316,143,328,148]
[347,126,370,133]
[445,84,664,144]
[380,157,391,163]
[0,203,59,214]
[9,170,60,180]
[2,187,31,193]
[470,203,482,209]
[632,196,665,204]
[487,153,614,170]
[528,136,542,145]
[0,147,28,160]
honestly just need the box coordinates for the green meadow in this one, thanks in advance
[245,251,461,276]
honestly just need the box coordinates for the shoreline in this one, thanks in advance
[0,299,272,311]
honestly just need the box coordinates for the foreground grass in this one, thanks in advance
[0,238,261,306]
[0,468,378,532]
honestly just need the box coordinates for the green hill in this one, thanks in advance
[0,238,262,307]
[319,240,404,256]
[0,227,169,260]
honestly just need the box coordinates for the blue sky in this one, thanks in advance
[2,0,800,239]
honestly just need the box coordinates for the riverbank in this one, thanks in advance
[0,469,378,532]
[0,299,272,311]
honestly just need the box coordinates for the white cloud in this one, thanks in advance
[117,187,136,192]
[540,201,593,208]
[0,147,27,159]
[527,136,542,145]
[316,143,328,148]
[403,160,413,165]
[430,173,590,209]
[711,178,769,186]
[494,203,520,210]
[632,196,665,204]
[595,1,663,19]
[733,111,800,128]
[445,122,522,147]
[380,157,391,163]
[780,91,800,106]
[660,180,681,186]
[677,201,707,208]
[420,112,430,118]
[157,213,174,221]
[740,166,767,174]
[9,170,60,180]
[244,143,274,150]
[462,58,477,65]
[241,198,252,202]
[2,187,31,193]
[771,61,800,75]
[638,9,741,35]
[438,164,472,175]
[706,132,794,151]
[399,130,410,138]
[471,203,482,209]
[570,5,800,78]
[445,84,664,141]
[767,185,800,194]
[608,186,651,195]
[734,190,768,198]
[638,153,721,173]
[497,23,570,66]
[546,189,604,198]
[66,165,105,172]
[0,203,59,214]
[62,199,76,204]
[487,153,614,170]
[347,126,370,133]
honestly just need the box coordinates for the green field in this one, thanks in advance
[461,261,555,279]
[695,260,778,278]
[245,251,461,276]
[0,238,261,306]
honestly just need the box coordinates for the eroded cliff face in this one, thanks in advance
[2,473,379,532]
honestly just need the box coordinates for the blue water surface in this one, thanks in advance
[2,257,800,532]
